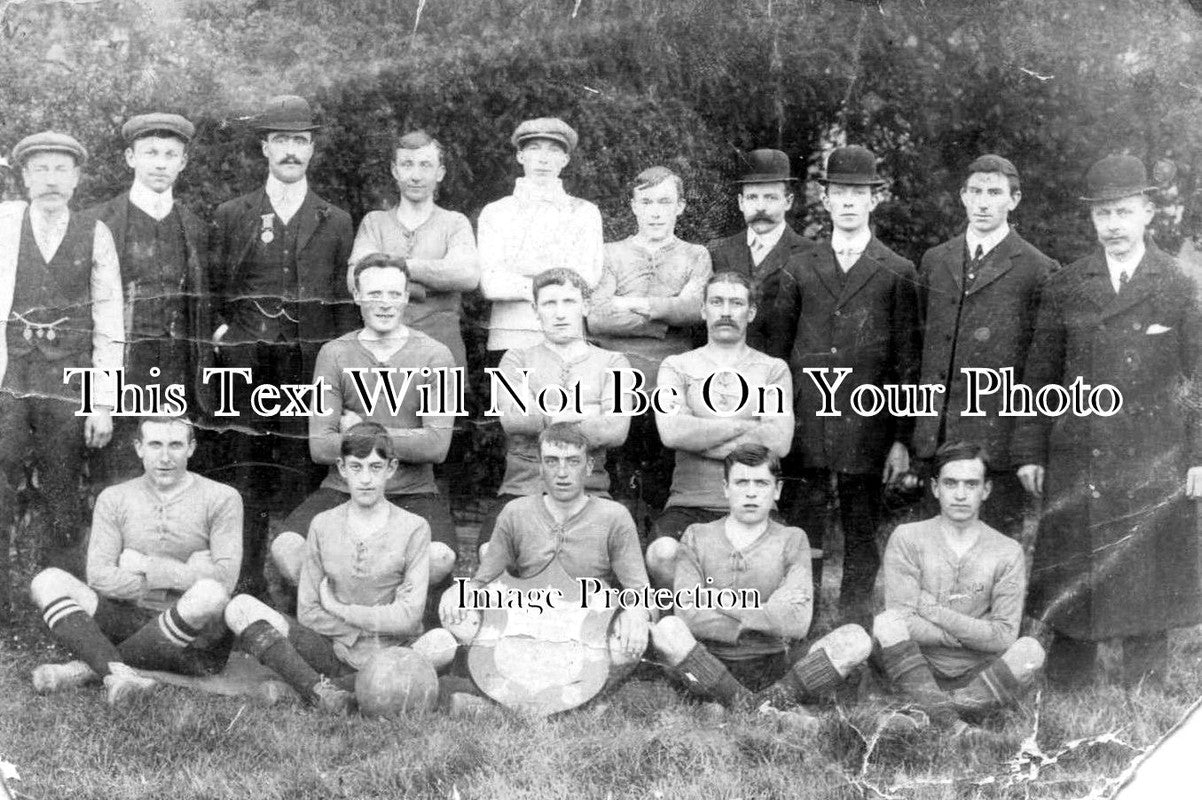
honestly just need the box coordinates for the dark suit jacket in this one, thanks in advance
[912,229,1056,465]
[210,188,354,345]
[90,193,216,414]
[707,225,816,353]
[1012,244,1202,639]
[768,237,921,474]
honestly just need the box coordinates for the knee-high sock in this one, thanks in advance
[951,658,1024,719]
[755,648,843,709]
[238,620,323,701]
[675,644,753,709]
[116,606,202,673]
[41,597,122,676]
[877,640,957,726]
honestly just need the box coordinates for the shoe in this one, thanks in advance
[311,677,354,714]
[103,665,158,707]
[256,680,300,706]
[447,692,492,717]
[697,701,726,724]
[758,702,821,735]
[875,708,930,736]
[32,660,97,693]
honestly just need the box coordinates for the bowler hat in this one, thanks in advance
[1080,155,1153,203]
[122,113,195,144]
[254,95,320,133]
[511,117,578,153]
[11,131,88,167]
[819,145,886,186]
[735,148,795,184]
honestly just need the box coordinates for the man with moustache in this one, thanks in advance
[912,155,1056,540]
[0,132,123,579]
[210,95,354,591]
[589,165,712,531]
[1013,155,1202,688]
[477,268,631,549]
[645,272,794,588]
[90,113,215,484]
[707,149,815,352]
[769,145,921,624]
[348,130,479,368]
[478,117,604,358]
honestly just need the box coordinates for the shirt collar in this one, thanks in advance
[746,222,786,252]
[129,181,174,221]
[513,177,569,206]
[830,227,871,255]
[965,223,1010,258]
[1105,240,1146,282]
[265,174,308,204]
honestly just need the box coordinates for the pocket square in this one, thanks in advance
[1146,323,1172,334]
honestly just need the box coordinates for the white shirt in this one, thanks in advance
[1105,240,1145,294]
[129,181,175,222]
[265,175,308,225]
[29,206,69,263]
[746,223,786,266]
[831,228,872,273]
[965,223,1010,260]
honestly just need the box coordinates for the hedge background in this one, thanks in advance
[2,0,1201,493]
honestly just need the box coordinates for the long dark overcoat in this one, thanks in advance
[767,238,921,475]
[1012,245,1202,640]
[912,230,1057,466]
[707,224,815,353]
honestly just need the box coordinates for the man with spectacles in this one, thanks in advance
[269,254,458,603]
[0,131,124,584]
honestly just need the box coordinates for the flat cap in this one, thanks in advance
[511,117,578,153]
[255,95,320,133]
[11,131,87,167]
[122,113,195,144]
[819,145,886,187]
[966,153,1019,179]
[1080,155,1153,203]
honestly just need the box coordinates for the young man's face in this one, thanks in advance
[702,280,754,344]
[125,135,188,194]
[631,178,684,242]
[931,457,991,525]
[261,131,313,184]
[22,151,80,212]
[534,281,587,345]
[391,143,444,204]
[338,451,398,507]
[961,172,1018,237]
[1090,194,1154,260]
[516,138,569,181]
[737,182,792,234]
[355,266,409,336]
[723,462,781,525]
[135,420,196,492]
[822,183,879,234]
[539,440,591,504]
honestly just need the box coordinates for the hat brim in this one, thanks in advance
[513,133,572,151]
[818,175,887,186]
[255,122,321,132]
[734,174,797,184]
[1079,186,1155,203]
[124,127,193,144]
[14,145,86,166]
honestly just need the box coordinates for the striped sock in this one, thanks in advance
[878,640,958,726]
[116,606,202,672]
[755,648,842,708]
[951,659,1023,719]
[238,620,324,702]
[41,596,122,677]
[675,644,754,709]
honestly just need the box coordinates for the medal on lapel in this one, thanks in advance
[260,213,275,244]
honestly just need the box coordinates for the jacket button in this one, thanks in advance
[834,310,841,317]
[1091,489,1101,499]
[1091,448,1101,457]
[830,347,837,354]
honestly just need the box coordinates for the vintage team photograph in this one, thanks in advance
[1,0,1201,797]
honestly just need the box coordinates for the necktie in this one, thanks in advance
[750,237,766,265]
[965,244,983,287]
[1119,269,1130,293]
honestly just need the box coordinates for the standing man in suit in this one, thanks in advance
[912,155,1056,540]
[769,145,921,624]
[90,113,215,484]
[707,148,815,353]
[210,95,354,591]
[1013,155,1202,688]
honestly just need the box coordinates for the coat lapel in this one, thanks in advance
[1100,246,1167,320]
[230,189,267,283]
[810,243,843,300]
[837,238,884,307]
[294,191,324,254]
[966,231,1019,295]
[1074,251,1117,313]
[938,233,967,292]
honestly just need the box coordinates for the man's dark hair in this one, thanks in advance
[352,252,410,290]
[704,270,758,307]
[538,421,592,456]
[392,130,444,165]
[341,421,396,461]
[136,415,195,443]
[532,267,591,303]
[722,442,781,481]
[964,154,1021,196]
[932,440,991,477]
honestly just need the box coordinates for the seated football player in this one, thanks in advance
[270,253,457,596]
[650,443,871,719]
[872,441,1045,731]
[225,422,456,713]
[440,423,651,686]
[29,417,241,705]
